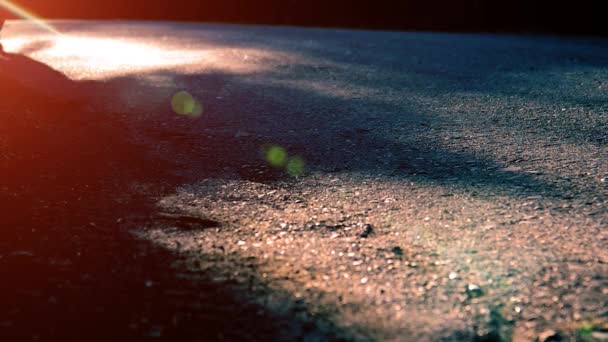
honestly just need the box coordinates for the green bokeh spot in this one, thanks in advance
[266,145,288,167]
[172,91,197,115]
[287,156,305,176]
[191,101,204,117]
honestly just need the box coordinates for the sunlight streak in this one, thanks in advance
[0,0,61,35]
[2,21,306,80]
[3,36,209,79]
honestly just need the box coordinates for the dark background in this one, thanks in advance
[5,0,608,35]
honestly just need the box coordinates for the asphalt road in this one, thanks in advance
[1,21,607,341]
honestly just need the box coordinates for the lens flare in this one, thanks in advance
[265,145,288,167]
[0,0,61,35]
[263,144,306,176]
[286,156,305,176]
[171,91,204,118]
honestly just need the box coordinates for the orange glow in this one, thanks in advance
[0,0,61,35]
[2,21,302,81]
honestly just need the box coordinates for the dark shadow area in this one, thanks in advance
[6,0,608,36]
[171,24,608,147]
[0,53,365,340]
[126,70,575,200]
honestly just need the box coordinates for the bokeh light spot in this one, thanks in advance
[287,156,306,177]
[192,102,204,117]
[172,91,203,117]
[265,145,288,167]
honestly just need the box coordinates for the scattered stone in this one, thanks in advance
[234,130,251,138]
[155,212,220,230]
[326,224,344,232]
[537,329,562,342]
[448,272,458,280]
[499,166,523,172]
[360,224,374,238]
[361,277,368,284]
[466,283,484,298]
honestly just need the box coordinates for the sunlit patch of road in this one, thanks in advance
[3,35,210,79]
[2,22,311,80]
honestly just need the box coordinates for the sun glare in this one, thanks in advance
[47,37,207,75]
[0,0,61,35]
[3,35,209,79]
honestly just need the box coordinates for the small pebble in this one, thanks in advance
[466,283,484,298]
[360,224,374,238]
[537,329,561,342]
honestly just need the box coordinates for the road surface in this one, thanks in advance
[1,20,607,341]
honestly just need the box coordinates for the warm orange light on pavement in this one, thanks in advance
[2,21,296,81]
[3,35,210,79]
[42,36,206,76]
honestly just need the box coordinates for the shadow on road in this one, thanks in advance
[0,54,364,340]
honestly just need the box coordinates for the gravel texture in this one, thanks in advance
[1,21,607,341]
